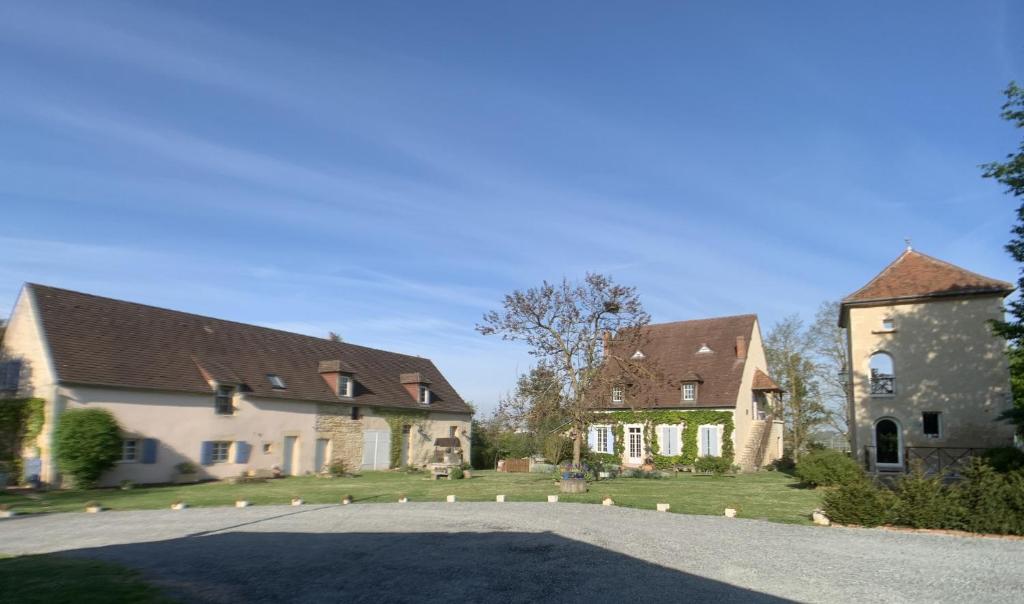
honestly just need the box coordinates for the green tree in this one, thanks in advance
[983,82,1024,434]
[807,300,851,446]
[54,408,122,487]
[765,315,828,461]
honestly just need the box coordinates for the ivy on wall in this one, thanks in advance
[376,409,428,469]
[590,409,734,467]
[0,398,45,481]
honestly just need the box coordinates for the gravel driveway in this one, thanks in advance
[1,503,1021,603]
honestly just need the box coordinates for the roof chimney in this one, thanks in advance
[735,336,747,359]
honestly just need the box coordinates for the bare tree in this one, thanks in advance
[807,301,851,445]
[478,274,651,466]
[764,315,828,461]
[326,331,343,343]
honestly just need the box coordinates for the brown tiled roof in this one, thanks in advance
[28,284,471,414]
[752,368,782,392]
[842,249,1013,306]
[598,314,758,409]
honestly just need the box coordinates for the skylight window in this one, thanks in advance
[697,344,713,354]
[267,374,287,389]
[631,350,645,360]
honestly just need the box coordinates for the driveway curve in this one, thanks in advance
[1,503,1021,603]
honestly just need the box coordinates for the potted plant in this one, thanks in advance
[84,501,103,513]
[558,462,589,493]
[174,462,199,484]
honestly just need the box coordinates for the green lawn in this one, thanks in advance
[0,470,821,524]
[0,555,171,604]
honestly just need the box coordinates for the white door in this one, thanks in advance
[361,430,391,470]
[627,426,643,464]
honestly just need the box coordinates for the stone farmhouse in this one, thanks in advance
[0,284,473,487]
[589,315,785,472]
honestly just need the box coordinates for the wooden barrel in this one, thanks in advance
[559,478,588,493]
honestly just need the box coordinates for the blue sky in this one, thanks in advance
[1,1,1021,412]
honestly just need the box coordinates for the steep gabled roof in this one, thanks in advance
[842,249,1013,306]
[752,368,782,392]
[26,284,471,414]
[598,314,757,409]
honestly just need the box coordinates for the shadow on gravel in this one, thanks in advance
[64,531,793,603]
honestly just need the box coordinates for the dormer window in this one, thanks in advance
[267,374,287,389]
[697,344,713,354]
[682,383,696,402]
[611,386,624,404]
[338,375,353,398]
[419,385,431,404]
[215,385,234,415]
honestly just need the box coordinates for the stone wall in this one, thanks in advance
[315,404,364,471]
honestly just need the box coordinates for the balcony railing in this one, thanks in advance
[869,375,895,396]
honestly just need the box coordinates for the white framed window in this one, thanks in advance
[338,375,353,398]
[211,441,231,463]
[611,386,624,404]
[594,426,611,453]
[419,385,431,404]
[215,385,234,415]
[267,374,287,389]
[682,383,696,402]
[658,425,680,456]
[882,318,895,331]
[922,412,941,438]
[699,425,721,457]
[120,439,138,463]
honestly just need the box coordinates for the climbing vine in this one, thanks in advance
[0,398,45,482]
[376,409,428,468]
[590,409,734,468]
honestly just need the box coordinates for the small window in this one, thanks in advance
[419,385,430,404]
[215,385,234,415]
[267,374,287,389]
[211,441,231,463]
[923,412,941,438]
[594,426,610,453]
[682,383,696,402]
[611,386,624,404]
[262,442,272,454]
[0,360,22,392]
[882,318,895,331]
[338,375,353,398]
[869,353,895,397]
[120,439,138,462]
[449,425,458,438]
[350,406,360,420]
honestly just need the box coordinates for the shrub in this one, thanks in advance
[53,409,122,488]
[449,466,464,480]
[892,464,960,529]
[693,456,732,476]
[175,461,197,474]
[766,456,796,473]
[621,468,662,479]
[982,447,1024,473]
[952,459,1024,535]
[822,477,895,527]
[326,459,350,477]
[794,450,862,487]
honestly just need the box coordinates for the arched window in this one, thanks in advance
[869,352,895,396]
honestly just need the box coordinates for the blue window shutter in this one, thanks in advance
[235,441,251,464]
[587,427,597,451]
[141,439,158,464]
[200,441,213,465]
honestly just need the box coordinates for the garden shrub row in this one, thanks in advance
[822,459,1024,535]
